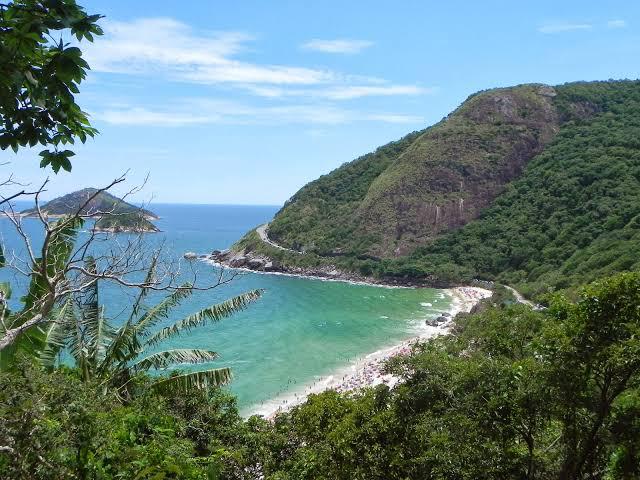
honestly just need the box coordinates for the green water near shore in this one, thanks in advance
[164,273,451,414]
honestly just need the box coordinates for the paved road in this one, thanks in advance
[254,228,540,306]
[504,285,535,307]
[256,224,300,253]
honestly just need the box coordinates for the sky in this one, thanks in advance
[4,0,640,205]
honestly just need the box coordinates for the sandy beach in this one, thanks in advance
[245,286,492,419]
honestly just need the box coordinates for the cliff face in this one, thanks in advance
[269,84,563,258]
[356,85,560,256]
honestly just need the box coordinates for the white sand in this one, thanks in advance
[244,286,492,419]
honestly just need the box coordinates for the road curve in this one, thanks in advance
[256,224,300,253]
[503,285,535,307]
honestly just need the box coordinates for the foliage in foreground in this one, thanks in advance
[39,258,262,397]
[1,271,639,479]
[0,0,103,172]
[0,362,258,479]
[252,272,640,480]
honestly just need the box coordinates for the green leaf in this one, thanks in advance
[144,290,262,347]
[131,349,219,372]
[134,284,193,337]
[152,368,233,394]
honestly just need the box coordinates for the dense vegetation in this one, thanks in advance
[3,272,640,479]
[93,212,160,233]
[386,81,640,297]
[268,130,424,255]
[236,80,640,298]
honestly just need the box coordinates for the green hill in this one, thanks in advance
[93,212,160,233]
[21,188,158,220]
[228,80,640,298]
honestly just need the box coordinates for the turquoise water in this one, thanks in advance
[0,203,450,413]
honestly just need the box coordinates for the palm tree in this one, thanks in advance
[0,217,83,369]
[41,257,262,397]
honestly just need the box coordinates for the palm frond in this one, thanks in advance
[98,257,161,371]
[77,259,114,364]
[131,348,219,372]
[144,289,262,348]
[87,304,115,364]
[134,284,192,337]
[97,321,141,375]
[39,297,75,369]
[152,367,232,394]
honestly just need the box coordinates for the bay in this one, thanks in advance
[0,203,450,414]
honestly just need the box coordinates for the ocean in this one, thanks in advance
[0,203,450,414]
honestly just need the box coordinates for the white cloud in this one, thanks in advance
[321,85,432,100]
[84,18,334,85]
[365,114,424,124]
[100,107,212,127]
[538,22,592,34]
[607,19,627,29]
[241,84,434,100]
[84,17,429,127]
[301,39,373,54]
[181,63,333,85]
[96,100,423,127]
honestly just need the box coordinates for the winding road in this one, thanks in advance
[504,285,536,308]
[256,224,538,309]
[256,224,300,253]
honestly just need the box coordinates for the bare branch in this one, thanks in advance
[0,173,234,351]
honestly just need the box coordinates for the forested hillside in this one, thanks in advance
[385,81,640,296]
[269,84,561,257]
[234,80,640,297]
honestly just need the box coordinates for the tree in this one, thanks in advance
[0,359,223,479]
[0,176,243,363]
[0,0,102,173]
[40,261,262,396]
[543,272,640,479]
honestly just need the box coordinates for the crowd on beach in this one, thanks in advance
[251,286,492,419]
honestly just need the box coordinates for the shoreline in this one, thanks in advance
[200,254,459,290]
[203,257,415,289]
[242,286,492,419]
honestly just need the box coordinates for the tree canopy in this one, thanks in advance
[0,0,102,172]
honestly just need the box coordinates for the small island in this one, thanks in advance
[93,212,160,233]
[20,188,160,233]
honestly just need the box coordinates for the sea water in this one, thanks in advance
[0,203,450,414]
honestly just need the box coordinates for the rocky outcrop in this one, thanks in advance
[209,250,280,272]
[205,249,441,287]
[425,315,450,327]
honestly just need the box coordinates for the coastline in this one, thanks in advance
[203,257,414,289]
[201,253,452,289]
[243,286,492,419]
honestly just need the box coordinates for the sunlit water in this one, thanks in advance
[0,203,450,414]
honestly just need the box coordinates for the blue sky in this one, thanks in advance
[5,0,640,205]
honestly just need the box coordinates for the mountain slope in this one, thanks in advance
[389,81,640,296]
[21,188,158,220]
[229,80,640,296]
[269,84,562,258]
